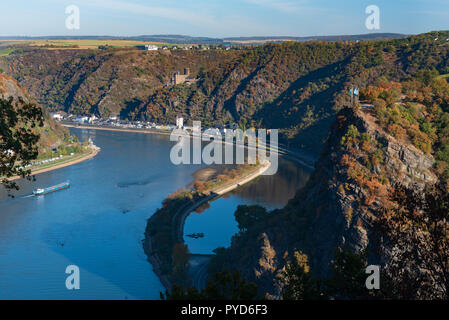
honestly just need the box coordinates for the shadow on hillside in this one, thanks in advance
[120,98,144,120]
[253,57,352,154]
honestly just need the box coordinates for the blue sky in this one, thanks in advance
[1,0,449,37]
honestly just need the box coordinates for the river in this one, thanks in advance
[0,128,311,299]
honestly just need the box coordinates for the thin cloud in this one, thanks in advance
[408,9,449,16]
[75,0,216,28]
[71,0,274,37]
[244,0,310,13]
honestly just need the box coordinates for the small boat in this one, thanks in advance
[33,181,70,196]
[186,232,204,239]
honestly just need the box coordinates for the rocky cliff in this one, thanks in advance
[211,106,438,296]
[297,107,437,277]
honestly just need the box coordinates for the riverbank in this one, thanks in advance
[62,123,173,136]
[177,161,272,243]
[61,123,317,169]
[6,145,100,182]
[143,160,272,291]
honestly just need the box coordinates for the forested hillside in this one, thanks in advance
[2,31,449,155]
[207,71,449,300]
[3,31,449,299]
[0,74,69,155]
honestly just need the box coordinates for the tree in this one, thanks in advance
[172,243,191,287]
[326,249,373,299]
[277,251,325,300]
[193,180,206,193]
[161,270,259,300]
[415,69,439,86]
[375,184,449,300]
[201,270,259,300]
[0,97,44,194]
[234,205,268,231]
[277,249,377,300]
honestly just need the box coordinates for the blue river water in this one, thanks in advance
[0,128,310,299]
[184,157,311,254]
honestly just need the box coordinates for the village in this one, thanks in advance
[53,112,238,137]
[139,43,239,52]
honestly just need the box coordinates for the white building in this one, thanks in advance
[52,113,63,121]
[144,44,158,51]
[88,115,98,124]
[73,116,89,124]
[176,116,184,128]
[51,112,66,120]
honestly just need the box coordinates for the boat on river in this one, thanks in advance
[33,181,70,196]
[186,232,204,239]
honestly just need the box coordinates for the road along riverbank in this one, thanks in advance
[4,145,101,182]
[143,160,272,291]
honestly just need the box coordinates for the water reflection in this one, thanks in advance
[231,157,311,210]
[184,157,312,254]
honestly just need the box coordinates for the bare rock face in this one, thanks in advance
[0,74,29,101]
[218,107,439,296]
[303,108,438,278]
[353,109,437,188]
[353,109,437,190]
[384,138,437,188]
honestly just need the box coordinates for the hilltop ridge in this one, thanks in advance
[2,31,449,154]
[0,33,406,44]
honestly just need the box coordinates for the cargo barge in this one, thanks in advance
[33,181,70,196]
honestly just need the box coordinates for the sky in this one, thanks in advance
[1,0,449,37]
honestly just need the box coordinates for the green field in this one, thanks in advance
[0,39,169,50]
[0,48,14,57]
[0,39,204,50]
[32,39,164,49]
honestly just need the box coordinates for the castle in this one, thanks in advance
[170,68,197,86]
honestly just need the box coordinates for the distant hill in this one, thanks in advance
[1,31,448,155]
[225,33,407,43]
[0,35,223,44]
[0,33,406,45]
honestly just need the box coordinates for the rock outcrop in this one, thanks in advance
[302,108,437,278]
[213,107,438,296]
